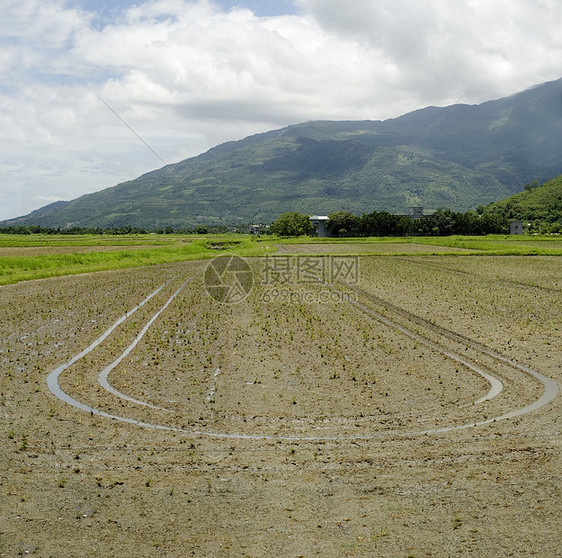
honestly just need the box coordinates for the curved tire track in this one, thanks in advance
[345,282,557,398]
[47,267,558,441]
[334,282,558,434]
[97,272,201,411]
[327,284,504,405]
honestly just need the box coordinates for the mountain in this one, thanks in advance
[3,78,562,229]
[484,174,562,223]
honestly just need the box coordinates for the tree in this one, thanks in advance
[327,211,360,237]
[426,208,456,236]
[271,212,313,236]
[360,210,410,236]
[480,212,509,234]
[524,180,540,191]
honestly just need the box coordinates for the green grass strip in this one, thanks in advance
[1,233,560,285]
[0,235,274,285]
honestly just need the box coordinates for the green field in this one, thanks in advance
[0,234,271,285]
[1,233,561,285]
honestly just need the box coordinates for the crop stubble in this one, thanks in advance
[0,255,560,557]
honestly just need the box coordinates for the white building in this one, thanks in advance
[310,215,330,237]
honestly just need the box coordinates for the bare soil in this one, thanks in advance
[0,256,560,557]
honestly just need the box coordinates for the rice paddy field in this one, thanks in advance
[0,234,560,557]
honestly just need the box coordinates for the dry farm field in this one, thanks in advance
[0,237,561,557]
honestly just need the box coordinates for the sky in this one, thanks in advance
[1,0,561,221]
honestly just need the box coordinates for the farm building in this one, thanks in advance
[310,215,330,237]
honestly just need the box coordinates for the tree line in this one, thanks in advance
[0,224,230,235]
[270,208,510,237]
[0,209,510,237]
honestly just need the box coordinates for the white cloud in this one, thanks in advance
[296,0,562,102]
[1,0,561,220]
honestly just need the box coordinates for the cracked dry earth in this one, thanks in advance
[0,256,560,557]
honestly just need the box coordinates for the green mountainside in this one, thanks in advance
[484,174,562,223]
[3,78,562,229]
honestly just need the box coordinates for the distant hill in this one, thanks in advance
[484,174,562,223]
[2,77,562,229]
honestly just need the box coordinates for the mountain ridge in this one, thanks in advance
[484,174,562,223]
[3,77,562,229]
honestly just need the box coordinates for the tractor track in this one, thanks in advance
[400,256,561,294]
[331,281,558,433]
[342,280,552,385]
[46,263,558,441]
